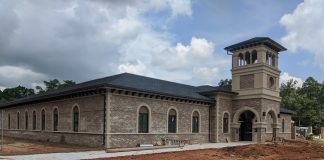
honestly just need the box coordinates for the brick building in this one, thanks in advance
[0,37,294,148]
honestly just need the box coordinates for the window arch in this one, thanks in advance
[252,50,258,64]
[17,112,20,129]
[266,52,273,66]
[168,109,177,133]
[138,106,149,133]
[223,112,229,133]
[245,52,251,65]
[238,53,244,66]
[41,109,46,131]
[268,77,275,89]
[272,54,276,66]
[53,108,58,131]
[8,114,10,129]
[32,110,36,130]
[25,111,28,130]
[72,106,79,132]
[192,111,199,133]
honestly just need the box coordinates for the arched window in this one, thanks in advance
[268,77,275,89]
[168,109,177,133]
[17,112,20,129]
[138,106,149,133]
[192,111,199,133]
[252,50,258,64]
[53,108,58,131]
[223,113,229,133]
[282,119,285,133]
[272,54,276,66]
[266,52,272,66]
[8,114,10,129]
[25,111,28,130]
[41,109,45,131]
[238,53,244,66]
[245,52,251,65]
[73,106,79,132]
[32,111,36,130]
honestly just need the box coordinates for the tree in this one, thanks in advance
[36,79,76,93]
[0,86,35,104]
[218,79,232,86]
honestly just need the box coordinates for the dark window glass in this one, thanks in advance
[17,112,20,129]
[25,111,28,130]
[282,119,285,133]
[53,108,58,131]
[192,111,199,133]
[223,113,229,133]
[8,114,10,129]
[41,109,45,131]
[138,106,149,133]
[252,50,258,64]
[245,52,251,64]
[73,106,79,132]
[33,111,36,130]
[168,109,177,133]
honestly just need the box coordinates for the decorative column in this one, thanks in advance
[231,123,240,142]
[271,123,280,141]
[253,122,267,144]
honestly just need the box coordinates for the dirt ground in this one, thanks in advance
[98,140,324,160]
[0,136,98,155]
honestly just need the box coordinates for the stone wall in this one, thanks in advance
[0,95,105,147]
[107,93,210,148]
[216,94,233,142]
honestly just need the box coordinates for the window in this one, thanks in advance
[41,109,45,131]
[8,114,10,129]
[192,111,199,133]
[17,112,20,129]
[138,106,149,133]
[32,111,36,130]
[272,55,276,66]
[53,108,58,131]
[266,52,274,66]
[73,106,79,132]
[245,52,251,65]
[238,53,244,66]
[25,111,28,130]
[168,109,177,133]
[282,119,285,133]
[268,77,275,89]
[252,50,258,64]
[223,113,229,133]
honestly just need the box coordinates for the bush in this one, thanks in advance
[306,133,314,140]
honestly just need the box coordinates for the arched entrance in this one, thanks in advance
[239,111,255,141]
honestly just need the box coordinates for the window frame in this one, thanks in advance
[223,112,230,134]
[72,105,80,132]
[25,111,28,130]
[191,110,200,133]
[32,110,37,130]
[167,108,178,133]
[53,107,59,131]
[138,106,150,133]
[41,109,46,131]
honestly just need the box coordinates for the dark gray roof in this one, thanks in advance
[224,37,287,52]
[280,108,296,115]
[1,73,235,107]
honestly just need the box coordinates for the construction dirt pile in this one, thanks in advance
[102,140,324,160]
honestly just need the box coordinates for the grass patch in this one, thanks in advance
[311,139,324,146]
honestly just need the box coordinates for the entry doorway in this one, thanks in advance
[239,111,255,141]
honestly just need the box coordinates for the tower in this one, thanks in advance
[225,37,286,101]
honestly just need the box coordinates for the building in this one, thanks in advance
[0,37,294,148]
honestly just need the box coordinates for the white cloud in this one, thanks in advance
[280,0,324,70]
[0,65,46,88]
[280,72,304,88]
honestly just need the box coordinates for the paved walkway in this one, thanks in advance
[1,142,254,160]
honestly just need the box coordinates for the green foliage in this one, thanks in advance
[0,79,76,105]
[280,77,324,135]
[218,79,232,86]
[35,79,76,93]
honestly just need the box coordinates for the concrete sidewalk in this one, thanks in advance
[1,142,254,160]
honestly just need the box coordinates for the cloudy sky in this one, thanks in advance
[0,0,323,90]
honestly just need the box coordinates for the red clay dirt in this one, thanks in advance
[97,140,324,160]
[0,136,98,155]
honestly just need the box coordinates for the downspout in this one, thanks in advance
[102,92,107,146]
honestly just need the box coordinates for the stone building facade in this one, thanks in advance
[0,37,295,148]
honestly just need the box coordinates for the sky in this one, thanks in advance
[0,0,323,90]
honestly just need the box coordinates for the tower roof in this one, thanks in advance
[224,37,287,52]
